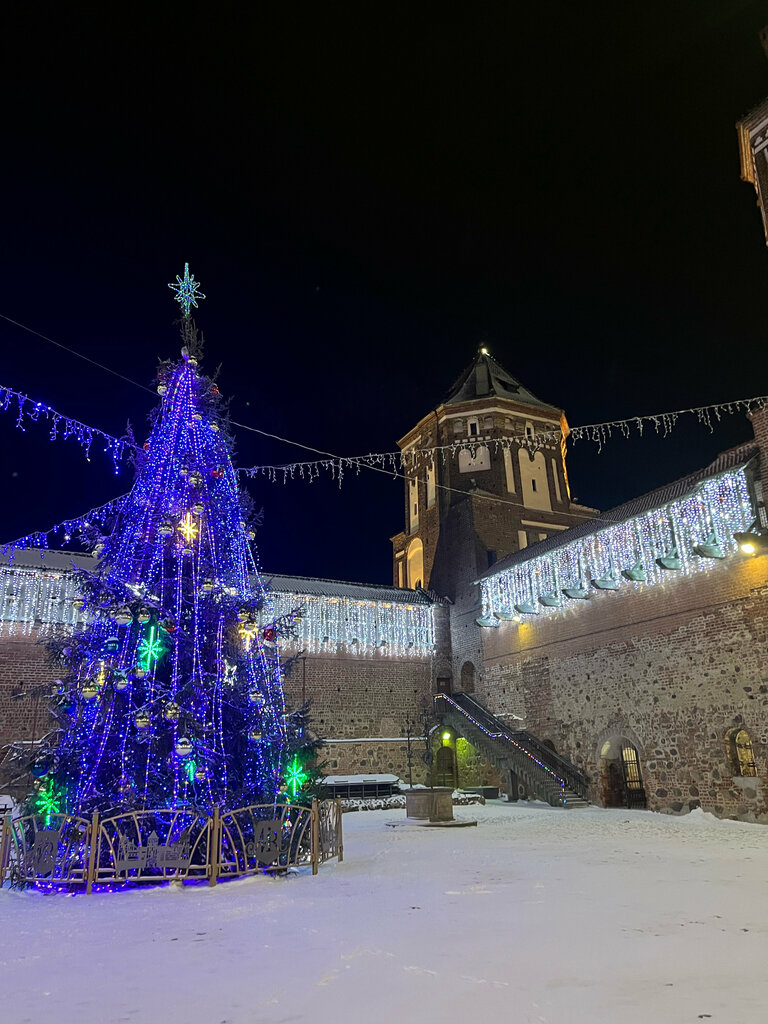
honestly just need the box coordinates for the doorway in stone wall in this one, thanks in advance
[600,737,647,809]
[434,745,457,788]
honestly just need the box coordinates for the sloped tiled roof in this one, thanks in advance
[476,441,759,582]
[442,350,561,413]
[0,548,97,571]
[264,573,444,605]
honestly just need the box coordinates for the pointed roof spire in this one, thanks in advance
[442,346,558,411]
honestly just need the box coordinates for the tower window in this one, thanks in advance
[409,477,419,532]
[453,420,464,435]
[468,417,479,437]
[483,415,493,431]
[525,421,535,440]
[531,479,537,492]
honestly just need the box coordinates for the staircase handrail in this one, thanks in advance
[436,693,567,791]
[509,729,589,797]
[435,692,588,799]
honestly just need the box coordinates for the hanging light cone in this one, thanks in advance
[538,592,561,608]
[475,614,499,627]
[591,575,619,590]
[656,548,682,571]
[693,533,725,559]
[494,607,519,619]
[514,599,539,615]
[562,587,590,600]
[621,561,647,582]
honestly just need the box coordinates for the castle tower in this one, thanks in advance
[736,27,768,245]
[391,348,596,602]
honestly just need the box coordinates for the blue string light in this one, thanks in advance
[49,350,287,816]
[1,495,128,558]
[0,382,136,472]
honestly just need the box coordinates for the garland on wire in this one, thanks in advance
[240,394,768,485]
[0,382,137,471]
[0,495,128,558]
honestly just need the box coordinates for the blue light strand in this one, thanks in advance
[0,495,129,559]
[0,382,137,471]
[51,353,287,817]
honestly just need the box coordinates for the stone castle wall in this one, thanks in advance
[282,645,434,783]
[479,554,768,821]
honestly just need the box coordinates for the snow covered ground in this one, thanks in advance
[2,802,767,1024]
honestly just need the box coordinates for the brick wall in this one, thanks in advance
[282,644,435,782]
[478,553,768,821]
[0,632,58,750]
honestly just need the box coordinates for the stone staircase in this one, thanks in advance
[435,692,590,808]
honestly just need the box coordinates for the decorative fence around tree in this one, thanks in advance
[0,798,342,892]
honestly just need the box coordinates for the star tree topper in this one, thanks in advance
[168,263,206,318]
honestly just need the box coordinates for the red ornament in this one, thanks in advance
[263,627,276,643]
[143,442,150,451]
[211,385,220,395]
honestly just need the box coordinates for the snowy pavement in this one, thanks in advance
[1,802,767,1024]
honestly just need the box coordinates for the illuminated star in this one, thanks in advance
[168,263,206,318]
[179,514,198,543]
[35,780,61,827]
[285,755,308,799]
[138,622,166,671]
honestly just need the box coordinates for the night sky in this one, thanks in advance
[3,3,768,584]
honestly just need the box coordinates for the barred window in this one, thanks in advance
[727,727,757,777]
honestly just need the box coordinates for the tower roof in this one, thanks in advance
[442,349,560,412]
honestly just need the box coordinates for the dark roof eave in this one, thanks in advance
[264,573,446,605]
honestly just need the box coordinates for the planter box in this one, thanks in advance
[404,787,455,822]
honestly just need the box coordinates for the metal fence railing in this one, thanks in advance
[0,798,343,892]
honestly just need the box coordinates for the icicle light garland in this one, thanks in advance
[269,592,435,656]
[1,495,128,558]
[0,382,137,471]
[240,395,768,485]
[0,566,85,635]
[479,467,754,624]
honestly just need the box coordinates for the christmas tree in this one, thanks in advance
[42,266,291,816]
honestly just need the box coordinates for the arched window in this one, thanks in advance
[406,538,424,590]
[518,449,551,510]
[727,728,757,777]
[460,661,475,694]
[458,445,490,473]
